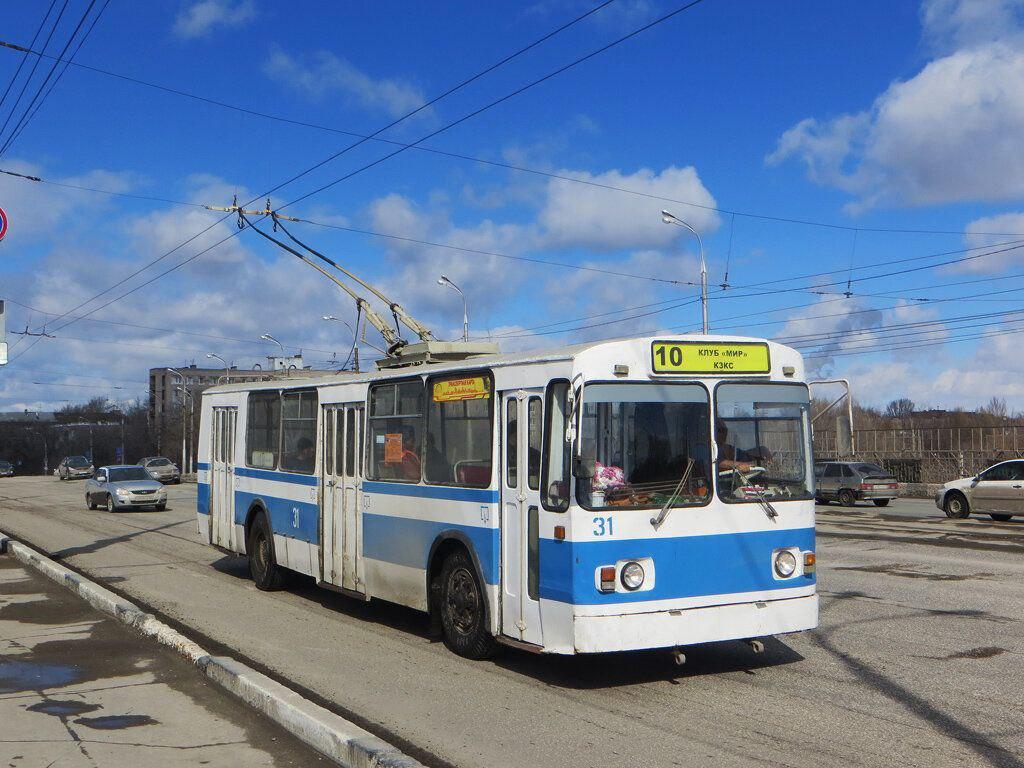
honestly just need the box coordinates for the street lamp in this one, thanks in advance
[661,210,708,334]
[206,353,230,382]
[437,274,469,342]
[322,315,359,372]
[260,333,285,357]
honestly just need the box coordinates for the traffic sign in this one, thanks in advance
[0,207,7,241]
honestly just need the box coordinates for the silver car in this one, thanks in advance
[85,465,168,512]
[814,461,900,507]
[936,459,1024,522]
[0,460,13,477]
[138,456,181,484]
[58,455,94,480]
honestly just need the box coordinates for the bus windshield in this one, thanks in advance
[715,383,812,503]
[576,383,711,509]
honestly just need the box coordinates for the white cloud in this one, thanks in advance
[0,160,140,240]
[264,48,425,118]
[767,1,1024,209]
[173,0,256,39]
[945,212,1024,273]
[538,166,719,251]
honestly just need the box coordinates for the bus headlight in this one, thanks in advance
[621,561,645,590]
[774,550,798,578]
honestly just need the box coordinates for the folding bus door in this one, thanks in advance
[320,405,344,586]
[341,405,364,593]
[500,390,544,646]
[210,407,237,549]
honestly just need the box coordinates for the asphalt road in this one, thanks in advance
[0,555,322,767]
[1,477,1022,768]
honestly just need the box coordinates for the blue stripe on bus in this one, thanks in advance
[539,527,815,604]
[234,490,319,543]
[235,466,318,486]
[197,462,210,471]
[362,481,498,504]
[362,513,499,585]
[197,480,210,516]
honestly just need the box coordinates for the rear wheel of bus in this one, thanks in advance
[248,513,287,590]
[439,550,496,660]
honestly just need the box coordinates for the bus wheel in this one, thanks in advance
[440,550,496,660]
[248,514,286,591]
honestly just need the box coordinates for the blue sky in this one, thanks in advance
[2,0,1024,412]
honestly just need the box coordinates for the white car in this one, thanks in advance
[935,460,1024,522]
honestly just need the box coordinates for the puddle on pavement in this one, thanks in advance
[74,713,158,730]
[0,660,82,693]
[26,698,102,717]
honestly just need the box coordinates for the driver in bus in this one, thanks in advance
[716,420,771,473]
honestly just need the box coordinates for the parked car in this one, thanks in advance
[85,465,168,512]
[814,461,899,507]
[58,455,94,481]
[0,460,14,477]
[137,456,181,484]
[936,459,1024,522]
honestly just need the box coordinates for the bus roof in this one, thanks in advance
[202,333,803,395]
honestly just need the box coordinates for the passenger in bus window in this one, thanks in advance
[424,432,448,482]
[293,437,316,474]
[400,428,421,481]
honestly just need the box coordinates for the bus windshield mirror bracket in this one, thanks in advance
[650,458,694,530]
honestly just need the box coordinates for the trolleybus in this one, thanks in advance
[196,334,817,658]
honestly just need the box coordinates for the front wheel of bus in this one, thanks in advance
[440,550,496,660]
[248,514,286,591]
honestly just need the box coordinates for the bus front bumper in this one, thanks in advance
[572,594,818,654]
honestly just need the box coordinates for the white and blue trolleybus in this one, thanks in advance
[196,334,817,658]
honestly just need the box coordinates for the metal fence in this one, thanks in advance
[813,425,1024,484]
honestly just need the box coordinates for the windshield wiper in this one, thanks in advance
[734,468,778,520]
[650,458,694,530]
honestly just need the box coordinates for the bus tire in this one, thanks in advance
[439,549,496,660]
[838,489,856,507]
[944,492,970,519]
[248,513,287,591]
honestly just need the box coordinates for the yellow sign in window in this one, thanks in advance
[432,376,491,402]
[651,341,771,374]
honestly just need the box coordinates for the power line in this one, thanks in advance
[0,0,70,144]
[20,0,622,339]
[4,37,1024,237]
[2,0,111,155]
[0,0,58,115]
[0,0,98,158]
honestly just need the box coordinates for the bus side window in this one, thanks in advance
[246,391,281,470]
[425,373,493,488]
[542,380,571,512]
[367,381,424,483]
[527,396,542,491]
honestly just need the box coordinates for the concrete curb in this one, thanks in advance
[0,533,424,768]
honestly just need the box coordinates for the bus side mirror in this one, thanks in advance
[573,456,595,479]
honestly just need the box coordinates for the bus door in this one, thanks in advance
[320,404,364,593]
[210,406,237,549]
[500,390,544,646]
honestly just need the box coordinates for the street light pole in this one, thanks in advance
[167,368,190,474]
[661,210,708,334]
[437,275,469,342]
[260,333,285,365]
[322,315,359,372]
[206,353,230,382]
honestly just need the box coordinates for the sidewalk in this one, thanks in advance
[0,556,324,767]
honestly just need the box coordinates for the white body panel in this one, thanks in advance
[194,335,819,655]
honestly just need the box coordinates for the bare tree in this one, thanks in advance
[885,398,916,419]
